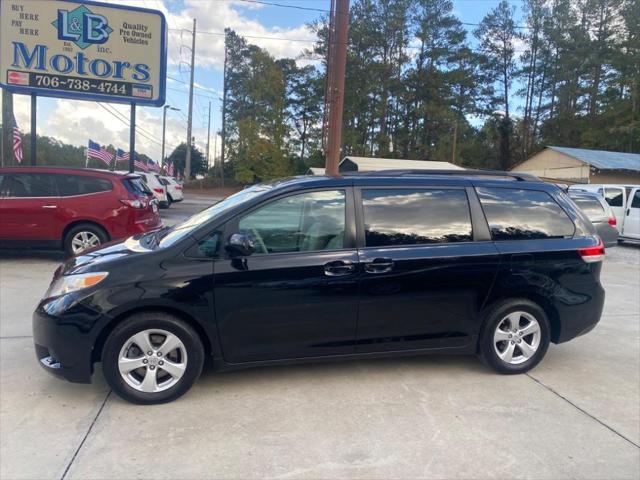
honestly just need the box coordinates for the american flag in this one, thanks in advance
[88,140,113,167]
[12,114,23,164]
[147,159,160,172]
[134,155,148,171]
[166,161,174,176]
[116,148,129,162]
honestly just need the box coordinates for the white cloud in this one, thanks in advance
[164,0,316,69]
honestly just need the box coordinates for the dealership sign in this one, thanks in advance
[0,0,167,106]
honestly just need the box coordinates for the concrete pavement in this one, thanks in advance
[1,210,638,479]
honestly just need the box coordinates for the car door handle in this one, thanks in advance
[42,205,58,209]
[363,258,394,274]
[324,260,355,276]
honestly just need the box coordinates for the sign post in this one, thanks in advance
[0,0,167,166]
[129,103,135,173]
[30,93,36,164]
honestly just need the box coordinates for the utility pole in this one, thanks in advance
[1,89,12,165]
[205,101,211,169]
[161,105,180,170]
[324,0,350,177]
[220,32,228,188]
[184,18,196,180]
[451,120,458,165]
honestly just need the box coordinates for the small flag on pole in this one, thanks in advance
[116,148,129,163]
[12,114,23,164]
[87,140,113,167]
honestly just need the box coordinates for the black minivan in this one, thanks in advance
[33,170,606,404]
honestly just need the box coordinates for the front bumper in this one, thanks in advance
[32,296,104,383]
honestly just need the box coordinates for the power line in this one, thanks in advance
[96,103,179,153]
[235,0,328,12]
[168,27,316,43]
[99,103,163,144]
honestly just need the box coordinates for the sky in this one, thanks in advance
[2,0,524,166]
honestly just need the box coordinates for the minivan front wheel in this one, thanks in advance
[102,312,204,404]
[479,300,550,374]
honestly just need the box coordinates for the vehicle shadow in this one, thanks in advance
[0,249,67,261]
[195,353,490,391]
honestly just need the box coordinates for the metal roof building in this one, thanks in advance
[512,146,640,184]
[306,157,463,175]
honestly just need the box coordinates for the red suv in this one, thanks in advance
[0,167,162,255]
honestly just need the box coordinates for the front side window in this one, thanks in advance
[0,173,55,197]
[362,189,472,247]
[631,190,640,208]
[238,190,346,254]
[604,188,624,207]
[55,175,112,196]
[477,187,575,240]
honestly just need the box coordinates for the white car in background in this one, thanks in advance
[136,172,169,209]
[569,184,640,241]
[160,176,184,203]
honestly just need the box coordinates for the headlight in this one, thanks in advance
[46,272,109,298]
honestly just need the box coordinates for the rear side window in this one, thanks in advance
[55,175,112,196]
[362,189,472,247]
[0,173,55,197]
[604,188,623,207]
[477,187,575,240]
[570,196,606,220]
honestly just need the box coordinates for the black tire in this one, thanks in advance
[167,193,174,203]
[63,223,108,256]
[102,312,205,405]
[479,299,550,375]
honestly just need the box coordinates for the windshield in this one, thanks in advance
[153,185,272,248]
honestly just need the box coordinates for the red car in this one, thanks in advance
[0,167,162,255]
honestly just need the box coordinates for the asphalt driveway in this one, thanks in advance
[1,198,638,479]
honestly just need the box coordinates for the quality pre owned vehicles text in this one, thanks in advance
[33,170,606,404]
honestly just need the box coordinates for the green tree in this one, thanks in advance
[167,143,207,178]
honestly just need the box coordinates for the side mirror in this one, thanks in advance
[226,233,255,257]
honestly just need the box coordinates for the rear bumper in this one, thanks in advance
[555,281,606,344]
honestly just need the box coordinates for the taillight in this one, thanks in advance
[578,239,605,263]
[175,185,182,190]
[120,199,145,209]
[153,187,164,194]
[608,216,617,226]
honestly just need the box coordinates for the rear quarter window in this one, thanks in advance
[604,188,624,207]
[570,196,606,220]
[123,177,151,196]
[477,187,575,240]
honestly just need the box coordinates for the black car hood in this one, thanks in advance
[60,235,154,276]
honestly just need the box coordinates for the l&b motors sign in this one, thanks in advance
[0,0,167,106]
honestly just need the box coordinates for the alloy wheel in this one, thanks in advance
[71,231,101,254]
[117,329,188,393]
[493,311,541,365]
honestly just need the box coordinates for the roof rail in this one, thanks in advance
[351,169,539,181]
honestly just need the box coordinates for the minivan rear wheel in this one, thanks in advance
[102,312,204,404]
[479,299,550,374]
[64,223,108,256]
